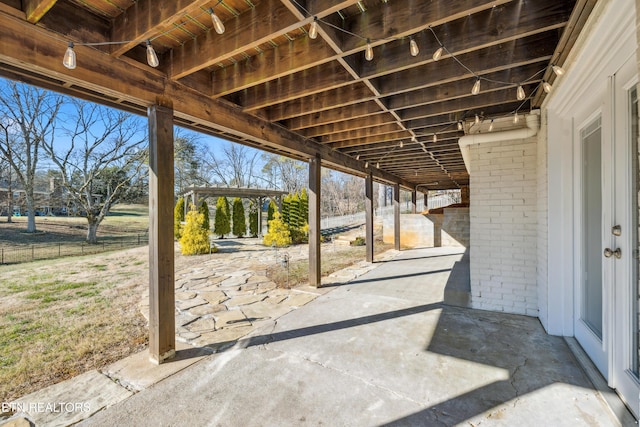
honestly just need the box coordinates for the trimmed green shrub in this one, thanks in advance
[263,212,291,247]
[300,188,308,224]
[249,199,259,237]
[180,210,211,255]
[174,197,185,240]
[214,196,230,238]
[267,199,276,230]
[199,200,210,231]
[232,197,246,237]
[281,194,291,225]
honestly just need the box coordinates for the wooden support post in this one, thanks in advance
[394,183,400,251]
[257,197,263,237]
[424,192,429,210]
[411,190,417,214]
[148,103,175,364]
[309,154,321,287]
[365,172,374,263]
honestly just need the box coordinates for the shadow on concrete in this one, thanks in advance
[345,269,452,285]
[375,252,463,263]
[443,249,470,308]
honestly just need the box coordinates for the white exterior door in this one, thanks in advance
[574,54,639,417]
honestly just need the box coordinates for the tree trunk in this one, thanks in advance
[6,178,11,223]
[25,197,36,232]
[86,220,99,244]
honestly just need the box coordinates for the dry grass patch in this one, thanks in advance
[0,247,149,402]
[267,240,391,288]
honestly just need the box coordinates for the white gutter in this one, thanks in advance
[458,113,540,173]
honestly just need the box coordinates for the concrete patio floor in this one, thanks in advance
[74,246,630,426]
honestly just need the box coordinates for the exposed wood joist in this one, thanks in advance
[23,0,57,23]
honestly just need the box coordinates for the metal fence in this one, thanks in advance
[319,193,460,231]
[0,235,149,265]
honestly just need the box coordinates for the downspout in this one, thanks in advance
[458,113,540,173]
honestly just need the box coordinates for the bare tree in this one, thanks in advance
[174,129,208,192]
[43,99,147,243]
[261,153,307,193]
[0,81,63,232]
[203,142,262,187]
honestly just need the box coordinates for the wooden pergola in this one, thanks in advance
[0,0,595,362]
[180,185,289,236]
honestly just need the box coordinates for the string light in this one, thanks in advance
[409,38,419,57]
[365,161,369,168]
[457,121,463,131]
[488,120,494,132]
[471,78,481,95]
[63,42,76,70]
[552,65,565,76]
[57,1,568,113]
[209,8,225,34]
[365,39,374,61]
[376,161,380,168]
[475,114,480,125]
[146,40,159,68]
[399,140,404,148]
[309,17,319,39]
[432,134,437,143]
[513,113,520,124]
[356,153,360,160]
[433,46,443,61]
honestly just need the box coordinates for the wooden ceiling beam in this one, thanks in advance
[24,0,57,23]
[295,112,397,136]
[340,0,511,53]
[170,0,363,80]
[375,31,558,96]
[399,84,538,122]
[384,63,546,111]
[267,82,375,122]
[357,0,570,80]
[111,0,211,57]
[328,131,414,149]
[287,102,388,132]
[0,8,415,190]
[319,123,405,144]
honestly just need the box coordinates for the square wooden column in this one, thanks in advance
[257,197,263,237]
[394,183,400,251]
[424,192,429,209]
[365,172,374,263]
[309,154,321,287]
[148,103,175,364]
[411,190,417,214]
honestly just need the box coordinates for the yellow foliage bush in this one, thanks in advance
[263,212,292,247]
[179,210,211,255]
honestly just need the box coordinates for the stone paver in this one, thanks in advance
[138,239,392,352]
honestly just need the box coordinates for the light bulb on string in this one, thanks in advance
[457,121,463,131]
[209,8,225,34]
[433,46,443,61]
[309,17,318,39]
[365,161,369,168]
[146,40,159,68]
[432,134,437,143]
[399,140,404,148]
[376,161,380,168]
[471,78,481,95]
[542,81,552,94]
[488,120,494,132]
[514,113,520,124]
[63,42,76,70]
[552,65,565,76]
[475,114,480,125]
[356,154,360,160]
[409,38,419,57]
[365,39,374,61]
[516,85,525,101]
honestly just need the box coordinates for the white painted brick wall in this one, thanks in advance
[470,135,538,316]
